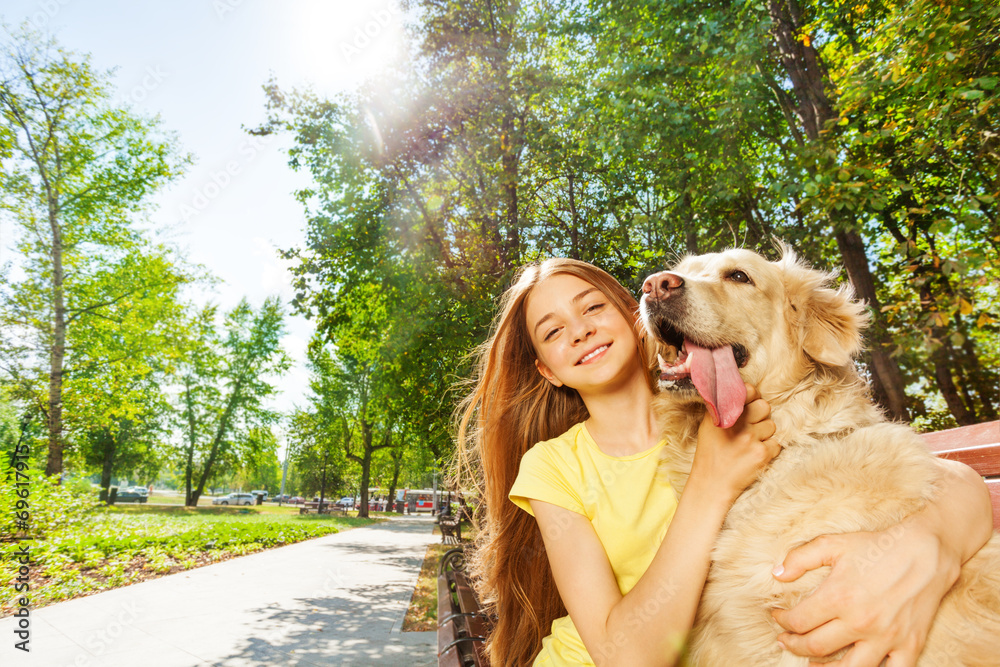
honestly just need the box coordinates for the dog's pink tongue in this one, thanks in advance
[686,339,747,429]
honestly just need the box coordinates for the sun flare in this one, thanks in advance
[286,0,406,94]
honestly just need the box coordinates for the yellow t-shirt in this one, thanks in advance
[509,422,679,666]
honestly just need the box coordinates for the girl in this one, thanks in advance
[454,257,993,666]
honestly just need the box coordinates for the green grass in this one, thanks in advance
[0,504,381,617]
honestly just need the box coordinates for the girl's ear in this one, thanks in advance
[534,358,563,387]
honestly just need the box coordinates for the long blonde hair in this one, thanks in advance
[453,258,654,666]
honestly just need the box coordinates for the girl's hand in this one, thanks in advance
[770,458,992,667]
[690,383,780,504]
[770,527,955,667]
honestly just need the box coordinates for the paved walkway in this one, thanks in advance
[1,515,440,666]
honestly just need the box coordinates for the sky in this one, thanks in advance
[1,0,407,448]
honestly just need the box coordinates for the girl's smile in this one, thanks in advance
[577,343,611,365]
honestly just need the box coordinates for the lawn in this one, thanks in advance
[0,502,380,617]
[402,519,477,631]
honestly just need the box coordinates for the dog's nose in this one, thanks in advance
[642,271,684,299]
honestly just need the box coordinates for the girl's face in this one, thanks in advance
[525,273,641,395]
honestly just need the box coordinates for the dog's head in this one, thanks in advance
[639,246,869,427]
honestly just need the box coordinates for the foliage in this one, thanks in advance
[175,297,290,506]
[229,427,282,492]
[0,24,192,475]
[255,0,1000,478]
[287,407,347,498]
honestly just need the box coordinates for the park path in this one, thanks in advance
[0,514,439,666]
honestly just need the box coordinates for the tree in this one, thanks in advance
[287,409,345,506]
[572,0,999,422]
[176,297,289,507]
[0,26,189,475]
[231,427,282,492]
[804,0,1000,425]
[307,346,395,520]
[65,246,190,493]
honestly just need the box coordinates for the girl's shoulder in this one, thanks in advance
[528,422,588,457]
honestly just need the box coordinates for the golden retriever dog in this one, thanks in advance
[638,246,1000,666]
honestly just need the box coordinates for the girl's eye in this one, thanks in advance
[543,327,560,341]
[586,303,605,313]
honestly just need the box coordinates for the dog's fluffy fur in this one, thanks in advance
[639,247,1000,666]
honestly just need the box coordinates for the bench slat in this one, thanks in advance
[920,421,999,530]
[437,575,464,666]
[986,479,1000,531]
[438,569,488,666]
[936,443,1000,478]
[454,572,490,666]
[922,421,999,452]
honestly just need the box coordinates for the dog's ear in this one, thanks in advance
[776,248,869,367]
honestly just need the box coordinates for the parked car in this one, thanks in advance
[116,487,148,503]
[250,489,268,501]
[212,493,255,506]
[335,496,354,510]
[289,496,304,504]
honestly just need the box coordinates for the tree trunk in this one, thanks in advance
[567,176,580,260]
[319,450,328,510]
[357,419,373,519]
[189,383,241,506]
[958,332,998,420]
[501,110,521,269]
[834,229,911,420]
[46,193,66,478]
[766,0,833,141]
[99,429,116,494]
[387,446,403,512]
[183,378,198,506]
[932,344,976,425]
[767,0,910,420]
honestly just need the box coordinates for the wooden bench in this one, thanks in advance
[439,513,463,545]
[922,420,1000,529]
[298,501,347,516]
[437,548,491,667]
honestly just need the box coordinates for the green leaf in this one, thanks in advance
[957,89,984,100]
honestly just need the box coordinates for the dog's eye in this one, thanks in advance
[728,270,753,285]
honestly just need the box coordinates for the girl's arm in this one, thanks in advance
[532,386,779,666]
[771,457,993,666]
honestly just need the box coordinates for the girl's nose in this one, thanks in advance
[571,318,595,343]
